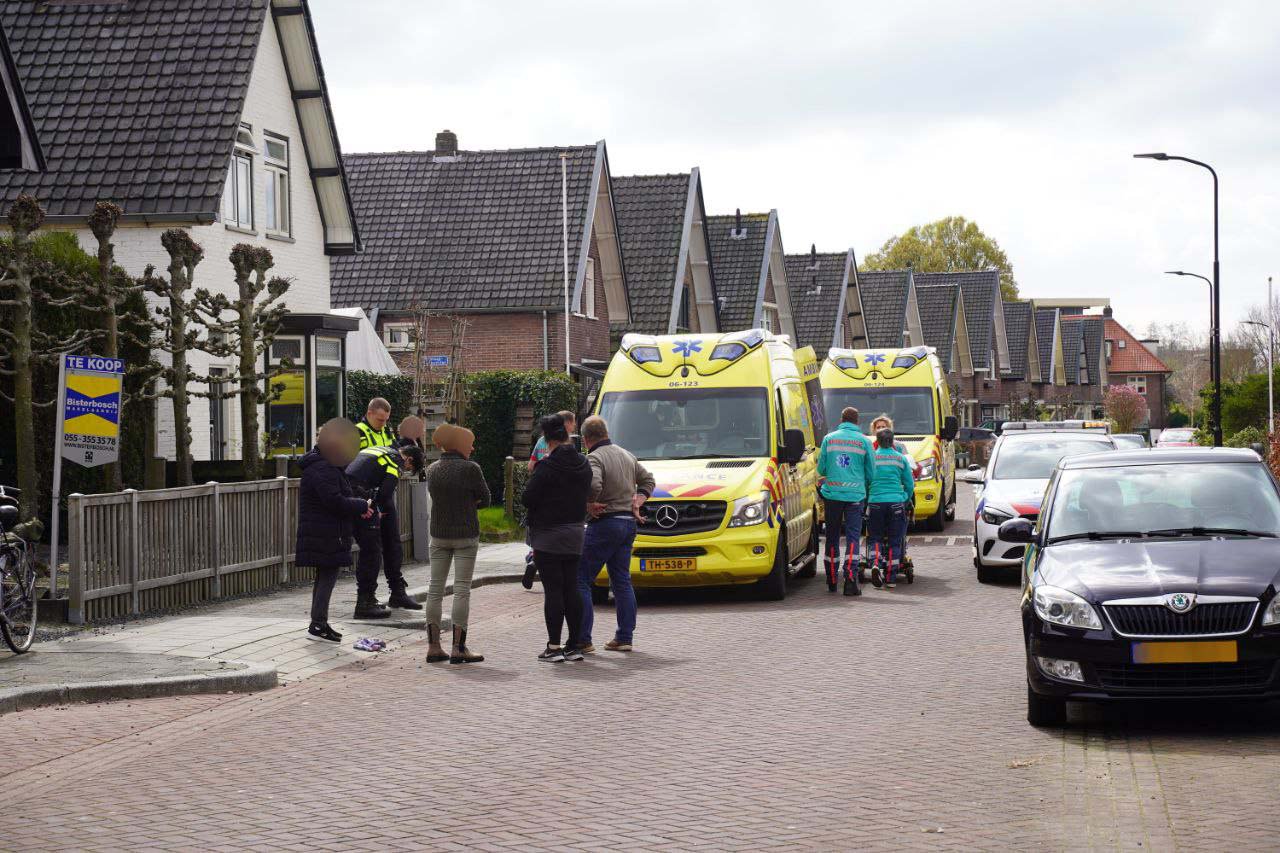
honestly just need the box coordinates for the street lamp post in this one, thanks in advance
[1136,152,1222,446]
[1164,270,1214,434]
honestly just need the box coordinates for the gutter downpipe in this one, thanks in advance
[542,310,549,371]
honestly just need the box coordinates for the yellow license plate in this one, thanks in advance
[1132,640,1238,664]
[639,558,696,572]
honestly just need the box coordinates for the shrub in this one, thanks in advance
[1226,426,1267,449]
[463,370,577,495]
[344,371,413,422]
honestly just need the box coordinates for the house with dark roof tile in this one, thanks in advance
[856,270,924,350]
[1033,306,1068,395]
[784,247,866,358]
[0,0,364,464]
[705,210,796,339]
[916,283,973,381]
[0,21,41,172]
[611,169,717,336]
[1102,311,1171,428]
[331,132,628,375]
[1000,301,1044,406]
[1063,312,1110,419]
[915,270,1010,424]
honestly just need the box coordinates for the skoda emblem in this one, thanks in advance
[655,505,680,529]
[1165,593,1196,614]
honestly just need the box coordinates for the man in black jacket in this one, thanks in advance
[345,443,424,618]
[521,414,592,662]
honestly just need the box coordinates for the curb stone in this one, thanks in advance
[0,658,278,715]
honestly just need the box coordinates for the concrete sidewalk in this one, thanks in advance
[0,541,528,712]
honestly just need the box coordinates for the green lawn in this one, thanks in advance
[477,506,521,541]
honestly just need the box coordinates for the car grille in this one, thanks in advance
[706,460,755,469]
[633,546,707,558]
[1094,661,1275,693]
[638,501,726,537]
[1104,602,1258,637]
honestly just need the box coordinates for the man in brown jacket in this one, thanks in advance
[575,416,655,652]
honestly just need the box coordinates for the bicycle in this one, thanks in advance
[0,486,38,653]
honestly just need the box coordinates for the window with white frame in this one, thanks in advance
[382,322,415,351]
[223,123,254,230]
[263,133,290,236]
[1127,374,1147,395]
[584,256,596,318]
[761,302,778,333]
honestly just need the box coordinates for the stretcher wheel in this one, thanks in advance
[905,566,915,584]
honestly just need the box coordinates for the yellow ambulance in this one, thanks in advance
[819,346,958,530]
[593,329,822,599]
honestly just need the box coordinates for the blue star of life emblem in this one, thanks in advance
[865,352,886,365]
[836,454,851,468]
[672,339,703,357]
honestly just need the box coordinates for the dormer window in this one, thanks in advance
[264,132,290,237]
[223,122,254,230]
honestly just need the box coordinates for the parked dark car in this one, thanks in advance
[1001,447,1280,726]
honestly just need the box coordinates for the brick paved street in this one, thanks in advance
[7,520,1280,851]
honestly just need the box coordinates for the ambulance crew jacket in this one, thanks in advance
[816,421,876,502]
[868,446,916,504]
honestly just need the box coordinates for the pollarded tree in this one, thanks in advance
[0,195,103,519]
[141,229,206,486]
[193,244,290,481]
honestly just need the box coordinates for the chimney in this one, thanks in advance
[1103,305,1113,318]
[435,129,458,156]
[730,208,746,239]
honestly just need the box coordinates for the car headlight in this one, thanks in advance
[1033,585,1103,630]
[915,457,937,481]
[981,506,1013,525]
[729,494,768,528]
[1262,596,1280,627]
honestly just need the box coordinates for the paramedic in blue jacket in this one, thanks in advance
[867,427,916,589]
[816,407,876,596]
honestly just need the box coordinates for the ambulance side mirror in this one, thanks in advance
[780,428,805,465]
[940,415,958,441]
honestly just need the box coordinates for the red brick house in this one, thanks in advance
[1102,312,1171,428]
[915,271,1010,425]
[331,132,629,374]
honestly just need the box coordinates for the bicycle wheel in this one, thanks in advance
[1,546,37,653]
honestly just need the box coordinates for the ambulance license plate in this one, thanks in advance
[639,558,696,572]
[1131,640,1238,664]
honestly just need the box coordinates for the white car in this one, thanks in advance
[962,427,1116,583]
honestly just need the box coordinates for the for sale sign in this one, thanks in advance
[59,354,124,468]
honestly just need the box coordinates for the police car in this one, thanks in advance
[960,421,1116,583]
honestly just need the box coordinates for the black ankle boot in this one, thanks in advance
[353,597,391,619]
[387,590,422,610]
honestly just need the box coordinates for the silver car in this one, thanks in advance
[962,427,1116,583]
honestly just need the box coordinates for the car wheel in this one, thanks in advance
[975,558,1001,584]
[591,585,610,606]
[1026,682,1067,727]
[943,483,956,522]
[756,534,788,601]
[924,504,945,532]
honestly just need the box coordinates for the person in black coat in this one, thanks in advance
[297,418,374,642]
[521,413,592,662]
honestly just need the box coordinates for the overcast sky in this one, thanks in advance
[310,1,1279,337]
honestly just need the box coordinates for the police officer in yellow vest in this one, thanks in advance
[357,397,397,450]
[346,398,422,617]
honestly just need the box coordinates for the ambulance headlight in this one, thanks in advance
[628,346,662,364]
[729,494,768,528]
[915,458,937,481]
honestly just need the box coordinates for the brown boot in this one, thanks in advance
[450,625,484,664]
[426,624,448,663]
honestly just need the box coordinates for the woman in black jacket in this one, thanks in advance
[521,414,592,662]
[297,419,374,642]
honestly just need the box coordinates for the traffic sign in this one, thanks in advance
[428,355,450,367]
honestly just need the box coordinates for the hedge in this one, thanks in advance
[463,370,577,496]
[344,371,414,423]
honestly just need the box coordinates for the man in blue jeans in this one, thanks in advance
[575,416,655,653]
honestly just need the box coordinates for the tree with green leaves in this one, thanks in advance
[862,216,1019,301]
[0,195,104,519]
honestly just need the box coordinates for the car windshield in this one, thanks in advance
[1112,434,1146,449]
[1046,462,1280,540]
[992,435,1112,480]
[597,387,770,460]
[1159,429,1195,443]
[823,387,934,436]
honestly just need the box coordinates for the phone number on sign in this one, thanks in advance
[65,435,118,447]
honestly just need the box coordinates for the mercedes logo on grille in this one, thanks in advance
[1165,592,1196,613]
[654,505,680,529]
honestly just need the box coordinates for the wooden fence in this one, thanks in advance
[66,477,416,624]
